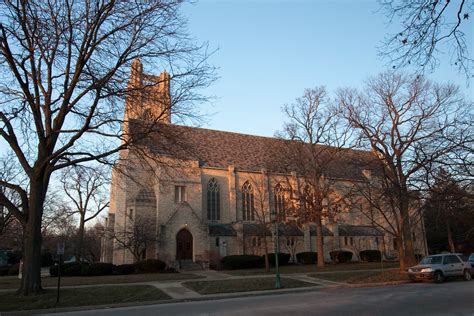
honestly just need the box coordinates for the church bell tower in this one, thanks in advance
[125,58,171,124]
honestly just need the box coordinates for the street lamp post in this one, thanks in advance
[271,208,281,289]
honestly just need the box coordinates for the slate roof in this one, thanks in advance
[243,223,272,236]
[208,224,237,237]
[131,120,379,181]
[208,223,383,237]
[278,223,304,236]
[337,225,383,236]
[309,225,334,236]
[243,223,333,237]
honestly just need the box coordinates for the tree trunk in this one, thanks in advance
[76,214,86,261]
[399,195,416,268]
[315,218,325,268]
[263,234,269,272]
[446,221,455,253]
[397,237,405,271]
[18,178,48,296]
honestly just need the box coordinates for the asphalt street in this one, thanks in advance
[42,280,474,316]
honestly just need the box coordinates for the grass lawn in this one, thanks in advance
[222,261,400,276]
[309,269,409,284]
[0,272,203,290]
[183,277,318,295]
[0,285,171,312]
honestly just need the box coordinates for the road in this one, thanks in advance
[42,281,474,316]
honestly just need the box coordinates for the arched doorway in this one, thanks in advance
[176,229,193,260]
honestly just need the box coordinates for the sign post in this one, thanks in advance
[56,243,65,304]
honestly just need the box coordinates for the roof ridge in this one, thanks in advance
[141,120,373,155]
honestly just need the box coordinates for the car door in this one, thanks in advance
[444,255,463,276]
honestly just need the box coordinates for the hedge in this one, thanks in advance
[134,259,166,273]
[114,264,136,275]
[81,263,115,276]
[7,265,19,276]
[49,262,89,277]
[264,253,291,266]
[221,255,264,270]
[359,250,382,262]
[0,267,8,276]
[48,259,170,277]
[0,265,20,277]
[329,251,353,263]
[64,262,86,276]
[296,252,318,264]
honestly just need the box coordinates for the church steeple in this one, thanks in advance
[125,58,171,124]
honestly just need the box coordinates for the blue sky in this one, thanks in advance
[182,0,473,137]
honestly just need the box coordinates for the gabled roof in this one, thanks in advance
[130,120,378,181]
[338,225,383,236]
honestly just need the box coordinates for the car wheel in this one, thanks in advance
[462,269,472,281]
[434,271,444,283]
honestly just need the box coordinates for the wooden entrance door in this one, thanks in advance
[176,229,193,260]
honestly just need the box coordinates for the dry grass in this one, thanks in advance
[0,272,203,290]
[0,285,171,312]
[223,261,400,276]
[309,269,409,284]
[183,277,318,295]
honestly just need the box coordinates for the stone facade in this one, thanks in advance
[101,61,428,266]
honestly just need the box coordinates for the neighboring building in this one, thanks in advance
[101,60,427,266]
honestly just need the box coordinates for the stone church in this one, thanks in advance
[101,60,427,267]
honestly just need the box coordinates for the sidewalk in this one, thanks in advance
[144,269,347,299]
[1,267,401,296]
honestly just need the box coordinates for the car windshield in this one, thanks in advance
[419,256,442,264]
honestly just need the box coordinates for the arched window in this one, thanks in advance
[207,178,220,220]
[242,181,255,221]
[274,183,286,221]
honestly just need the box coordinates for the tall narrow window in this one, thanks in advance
[274,183,286,221]
[242,181,255,221]
[207,178,220,220]
[175,186,186,203]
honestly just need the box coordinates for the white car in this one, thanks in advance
[408,253,472,283]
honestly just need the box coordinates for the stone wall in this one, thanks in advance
[106,155,427,265]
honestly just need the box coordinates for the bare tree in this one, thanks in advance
[60,165,109,262]
[339,71,471,268]
[281,234,302,263]
[247,174,272,272]
[380,0,474,78]
[347,172,423,267]
[82,222,105,263]
[0,1,214,295]
[423,169,474,253]
[112,213,156,263]
[0,155,22,236]
[278,87,353,268]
